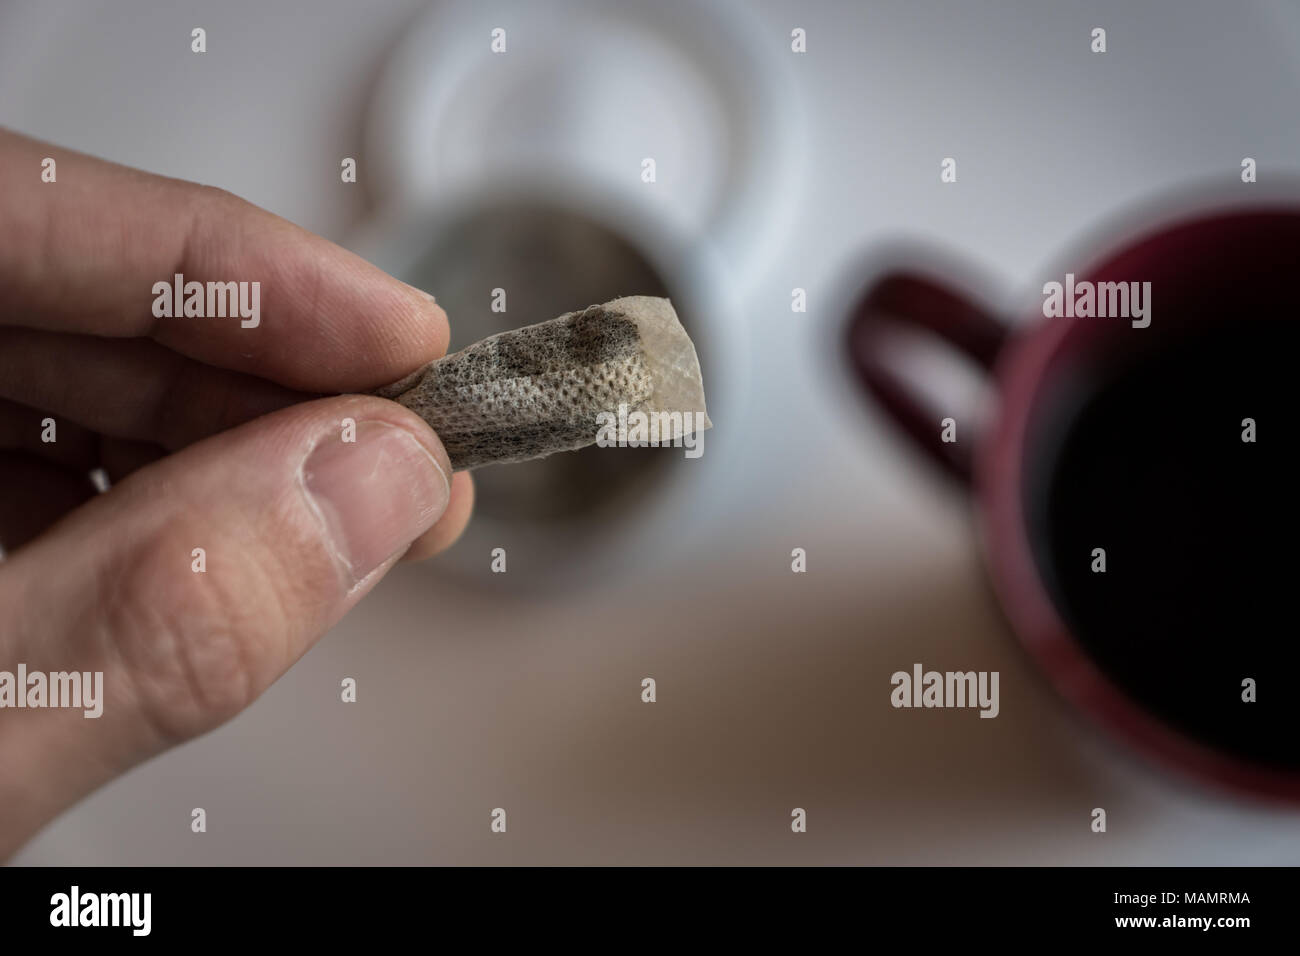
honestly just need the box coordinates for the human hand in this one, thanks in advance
[0,129,474,858]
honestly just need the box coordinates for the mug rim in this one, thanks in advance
[343,182,744,589]
[975,206,1300,801]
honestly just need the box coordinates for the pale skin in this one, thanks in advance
[0,129,475,858]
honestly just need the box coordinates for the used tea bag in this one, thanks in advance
[375,296,711,470]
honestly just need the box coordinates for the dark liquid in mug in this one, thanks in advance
[1027,317,1297,769]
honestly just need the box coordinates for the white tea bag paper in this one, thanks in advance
[375,296,711,470]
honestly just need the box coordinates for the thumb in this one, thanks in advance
[0,394,450,856]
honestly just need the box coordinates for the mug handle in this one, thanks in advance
[847,272,1009,485]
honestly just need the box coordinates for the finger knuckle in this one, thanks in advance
[99,525,292,743]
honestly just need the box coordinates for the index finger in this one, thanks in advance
[0,128,448,392]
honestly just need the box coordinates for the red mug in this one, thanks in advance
[847,205,1299,800]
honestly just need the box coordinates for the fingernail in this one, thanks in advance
[404,283,437,306]
[302,421,451,585]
